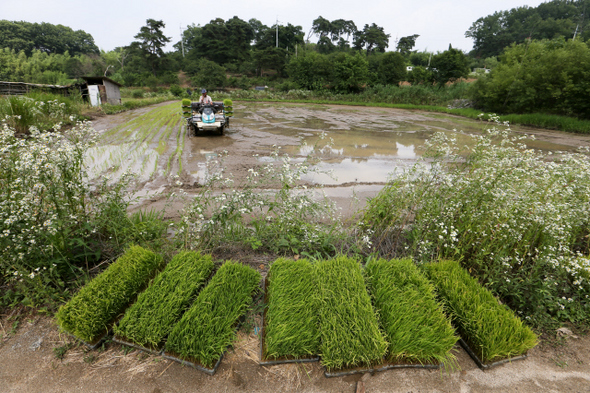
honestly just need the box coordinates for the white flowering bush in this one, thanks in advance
[0,113,166,309]
[0,116,97,302]
[362,115,590,325]
[176,146,345,257]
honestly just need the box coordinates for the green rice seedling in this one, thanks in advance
[365,258,457,367]
[165,261,261,368]
[114,251,215,348]
[223,98,233,117]
[264,258,320,360]
[424,260,538,364]
[316,256,388,370]
[55,246,163,344]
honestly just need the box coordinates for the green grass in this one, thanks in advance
[165,261,261,368]
[424,260,538,364]
[113,251,215,348]
[264,258,320,360]
[55,246,163,343]
[316,256,388,370]
[365,258,458,366]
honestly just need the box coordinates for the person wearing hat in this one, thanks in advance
[198,89,213,105]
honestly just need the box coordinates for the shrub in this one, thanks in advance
[365,258,457,366]
[316,256,388,370]
[175,145,343,258]
[424,260,538,364]
[169,84,183,97]
[114,251,214,348]
[55,246,164,343]
[132,89,145,99]
[264,258,320,360]
[470,38,590,119]
[165,261,261,368]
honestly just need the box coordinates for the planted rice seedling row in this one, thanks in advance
[424,260,538,366]
[165,261,261,369]
[365,258,458,368]
[56,245,163,344]
[262,258,320,363]
[114,251,214,350]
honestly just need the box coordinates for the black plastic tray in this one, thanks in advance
[259,277,320,366]
[162,351,223,376]
[112,335,163,356]
[66,329,111,350]
[459,338,528,370]
[324,361,440,378]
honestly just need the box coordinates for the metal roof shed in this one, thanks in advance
[81,76,122,106]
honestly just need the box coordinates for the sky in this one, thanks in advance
[2,0,551,54]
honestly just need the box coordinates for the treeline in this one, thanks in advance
[466,0,590,58]
[2,0,590,119]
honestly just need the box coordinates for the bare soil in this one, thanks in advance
[3,102,590,392]
[1,314,589,392]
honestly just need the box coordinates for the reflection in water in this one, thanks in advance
[301,158,415,185]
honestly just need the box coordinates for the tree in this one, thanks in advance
[255,23,304,51]
[396,34,420,55]
[331,52,369,92]
[470,38,590,118]
[192,58,227,90]
[286,51,332,89]
[309,17,356,53]
[378,52,407,85]
[133,19,171,76]
[465,0,589,58]
[252,47,288,76]
[0,21,99,56]
[431,47,469,86]
[353,23,390,55]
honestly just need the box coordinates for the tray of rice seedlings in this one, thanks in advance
[113,251,215,355]
[365,258,458,370]
[424,260,538,369]
[55,246,164,348]
[164,261,261,375]
[316,256,388,376]
[260,258,320,365]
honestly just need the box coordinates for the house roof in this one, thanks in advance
[81,76,123,87]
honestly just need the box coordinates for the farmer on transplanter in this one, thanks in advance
[199,89,213,105]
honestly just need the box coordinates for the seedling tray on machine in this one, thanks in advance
[459,338,528,370]
[259,277,319,366]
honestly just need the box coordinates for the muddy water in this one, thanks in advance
[88,101,590,217]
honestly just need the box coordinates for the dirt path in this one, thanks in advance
[1,315,589,392]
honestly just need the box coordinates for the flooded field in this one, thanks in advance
[89,101,590,217]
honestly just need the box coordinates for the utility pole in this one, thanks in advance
[180,25,185,57]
